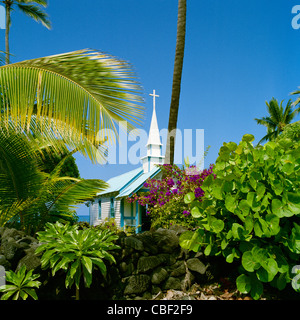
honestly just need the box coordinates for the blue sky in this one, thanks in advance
[2,0,300,215]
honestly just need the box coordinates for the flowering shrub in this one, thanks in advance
[128,164,214,229]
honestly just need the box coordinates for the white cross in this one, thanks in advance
[149,89,159,110]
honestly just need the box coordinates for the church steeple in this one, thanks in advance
[141,90,164,173]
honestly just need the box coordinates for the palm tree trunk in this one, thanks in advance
[164,0,186,165]
[75,287,79,300]
[5,1,11,65]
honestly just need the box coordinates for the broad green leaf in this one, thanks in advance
[281,162,294,175]
[244,215,254,233]
[211,219,225,233]
[179,231,194,249]
[221,238,228,250]
[184,192,195,204]
[271,199,285,218]
[226,141,238,151]
[251,247,268,264]
[242,134,255,142]
[256,258,278,282]
[191,206,203,219]
[247,192,260,212]
[204,244,212,256]
[272,180,283,196]
[236,274,251,294]
[90,257,107,277]
[249,176,257,190]
[226,253,234,263]
[256,183,266,201]
[82,256,93,274]
[0,290,17,300]
[223,180,234,193]
[242,251,260,272]
[225,194,237,213]
[240,182,251,193]
[239,200,250,216]
[265,214,280,235]
[287,192,300,208]
[258,218,271,238]
[23,288,38,300]
[277,272,288,290]
[82,263,93,288]
[232,223,245,240]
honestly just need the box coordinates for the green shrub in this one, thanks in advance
[36,221,120,300]
[180,134,300,299]
[0,266,41,300]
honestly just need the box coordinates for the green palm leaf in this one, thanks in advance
[17,3,51,29]
[0,49,144,162]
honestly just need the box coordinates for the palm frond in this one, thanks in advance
[0,123,109,230]
[44,178,108,214]
[0,49,144,162]
[16,0,48,8]
[266,98,282,124]
[0,124,45,207]
[17,3,51,29]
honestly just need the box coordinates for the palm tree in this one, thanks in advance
[0,49,144,163]
[2,0,51,64]
[255,98,300,144]
[0,122,109,232]
[164,0,186,165]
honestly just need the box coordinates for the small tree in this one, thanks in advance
[255,98,299,144]
[0,266,41,300]
[36,222,120,300]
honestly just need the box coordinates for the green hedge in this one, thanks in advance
[180,134,300,299]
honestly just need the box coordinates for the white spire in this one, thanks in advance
[147,90,162,146]
[141,89,164,173]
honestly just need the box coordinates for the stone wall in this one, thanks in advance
[112,226,216,299]
[0,225,224,300]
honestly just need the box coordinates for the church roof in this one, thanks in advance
[116,166,161,198]
[96,165,161,198]
[97,167,143,196]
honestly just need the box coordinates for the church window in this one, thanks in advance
[98,199,101,219]
[110,198,115,218]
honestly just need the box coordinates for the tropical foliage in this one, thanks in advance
[0,48,144,231]
[277,121,300,143]
[255,98,300,144]
[36,222,119,300]
[0,122,108,232]
[0,49,144,163]
[179,134,300,299]
[0,266,41,300]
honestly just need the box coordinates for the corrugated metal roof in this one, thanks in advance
[116,166,161,198]
[97,167,143,196]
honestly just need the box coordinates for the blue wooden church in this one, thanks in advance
[88,90,164,232]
